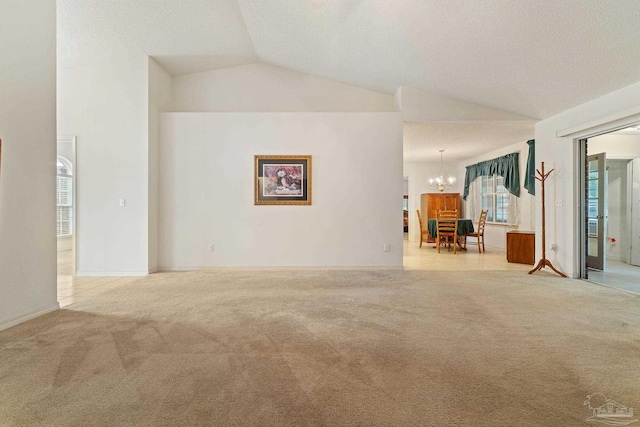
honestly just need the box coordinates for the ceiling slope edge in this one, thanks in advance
[150,55,258,77]
[397,86,538,123]
[151,0,259,77]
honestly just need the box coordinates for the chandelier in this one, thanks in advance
[429,149,456,192]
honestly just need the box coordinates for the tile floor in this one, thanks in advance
[587,259,640,295]
[56,275,141,308]
[57,249,140,308]
[403,233,532,271]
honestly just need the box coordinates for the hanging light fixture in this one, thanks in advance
[429,149,456,192]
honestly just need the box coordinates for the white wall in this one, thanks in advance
[148,58,173,273]
[589,133,640,159]
[57,139,74,164]
[58,56,150,275]
[159,113,403,268]
[535,80,640,277]
[403,161,462,242]
[606,160,630,261]
[0,0,58,329]
[172,63,397,112]
[455,140,535,250]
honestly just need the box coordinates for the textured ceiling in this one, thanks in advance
[403,121,535,163]
[57,1,640,162]
[57,0,257,72]
[238,0,640,119]
[58,1,640,118]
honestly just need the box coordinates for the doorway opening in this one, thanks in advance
[579,125,640,293]
[403,176,409,240]
[57,137,76,280]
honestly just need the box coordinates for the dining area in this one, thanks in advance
[416,208,487,254]
[403,193,531,271]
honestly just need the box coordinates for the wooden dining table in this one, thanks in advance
[427,218,475,250]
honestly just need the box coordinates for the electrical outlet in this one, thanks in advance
[209,244,215,252]
[555,200,563,207]
[383,243,390,252]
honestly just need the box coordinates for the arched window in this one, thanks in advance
[57,156,73,237]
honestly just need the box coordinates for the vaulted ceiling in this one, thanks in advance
[58,0,640,120]
[57,1,640,162]
[57,0,258,74]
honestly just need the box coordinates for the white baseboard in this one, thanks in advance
[0,303,60,332]
[158,267,201,272]
[75,271,148,277]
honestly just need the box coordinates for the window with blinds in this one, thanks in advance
[481,174,509,223]
[57,158,73,237]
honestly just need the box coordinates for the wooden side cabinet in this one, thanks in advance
[506,231,535,265]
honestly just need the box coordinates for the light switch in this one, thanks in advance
[119,199,126,207]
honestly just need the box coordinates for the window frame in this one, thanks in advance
[56,157,73,237]
[480,174,510,225]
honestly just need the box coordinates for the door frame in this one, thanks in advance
[57,135,77,275]
[578,138,588,279]
[629,159,640,267]
[576,123,640,279]
[586,151,606,271]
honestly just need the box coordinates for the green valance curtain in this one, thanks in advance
[524,139,535,195]
[463,152,520,200]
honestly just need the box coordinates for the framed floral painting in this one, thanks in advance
[254,155,312,205]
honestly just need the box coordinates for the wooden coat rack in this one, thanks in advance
[529,162,567,277]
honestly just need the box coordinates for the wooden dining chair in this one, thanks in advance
[416,210,430,248]
[466,209,488,253]
[436,210,458,254]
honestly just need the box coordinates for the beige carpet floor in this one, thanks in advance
[1,269,639,426]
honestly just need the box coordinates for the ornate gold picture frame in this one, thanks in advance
[254,155,312,205]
